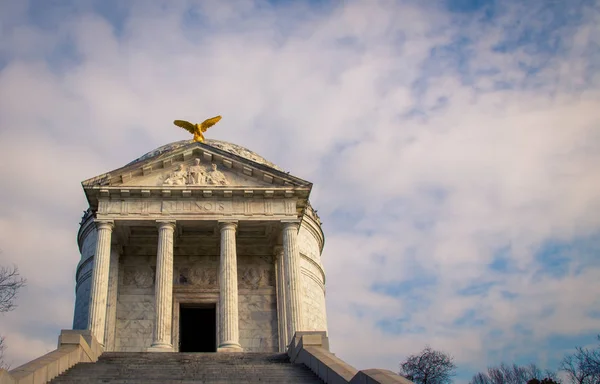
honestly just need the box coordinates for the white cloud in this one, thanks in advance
[0,0,599,379]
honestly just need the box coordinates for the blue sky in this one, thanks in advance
[1,0,599,382]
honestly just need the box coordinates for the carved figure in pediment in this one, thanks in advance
[206,163,228,186]
[163,164,188,186]
[188,158,206,185]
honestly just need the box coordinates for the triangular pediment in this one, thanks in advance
[82,141,312,205]
[115,156,274,188]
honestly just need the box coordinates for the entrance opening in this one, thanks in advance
[179,304,217,352]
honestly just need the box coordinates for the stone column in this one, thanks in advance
[218,221,243,352]
[149,220,176,351]
[282,220,304,338]
[87,220,114,346]
[274,246,288,352]
[104,245,121,350]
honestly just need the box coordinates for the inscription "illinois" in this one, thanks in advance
[161,200,228,213]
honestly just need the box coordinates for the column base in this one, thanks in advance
[146,344,174,352]
[217,343,243,353]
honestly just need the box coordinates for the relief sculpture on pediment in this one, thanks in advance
[161,158,229,186]
[162,164,188,186]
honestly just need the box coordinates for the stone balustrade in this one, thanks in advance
[288,332,413,384]
[0,330,102,384]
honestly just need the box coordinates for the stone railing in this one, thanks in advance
[288,331,413,384]
[0,330,102,384]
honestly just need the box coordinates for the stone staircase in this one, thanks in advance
[50,352,323,383]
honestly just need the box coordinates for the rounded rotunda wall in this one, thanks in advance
[73,212,96,329]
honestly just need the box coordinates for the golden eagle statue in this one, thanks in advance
[173,115,222,143]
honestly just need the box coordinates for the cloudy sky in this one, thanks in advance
[1,0,599,381]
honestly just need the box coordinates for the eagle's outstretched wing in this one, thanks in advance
[174,120,197,134]
[199,115,222,132]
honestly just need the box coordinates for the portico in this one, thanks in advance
[85,216,305,353]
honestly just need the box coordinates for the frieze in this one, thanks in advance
[97,198,298,218]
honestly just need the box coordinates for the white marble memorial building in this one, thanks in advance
[72,140,327,353]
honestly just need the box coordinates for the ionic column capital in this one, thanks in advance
[94,219,114,231]
[219,220,238,231]
[156,220,176,231]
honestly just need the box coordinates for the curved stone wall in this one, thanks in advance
[298,206,327,332]
[73,214,97,329]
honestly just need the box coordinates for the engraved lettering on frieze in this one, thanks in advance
[123,266,154,288]
[161,200,228,214]
[161,158,229,186]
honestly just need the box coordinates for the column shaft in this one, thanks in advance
[87,220,114,345]
[275,246,288,352]
[104,246,121,350]
[282,221,304,339]
[218,221,242,351]
[150,220,176,350]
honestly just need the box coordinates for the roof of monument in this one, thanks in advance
[127,139,283,171]
[79,138,323,237]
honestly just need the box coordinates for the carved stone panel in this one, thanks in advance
[177,266,218,288]
[162,158,230,186]
[123,266,155,288]
[174,255,219,289]
[238,256,275,289]
[97,197,298,219]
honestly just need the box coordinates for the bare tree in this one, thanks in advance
[560,336,600,384]
[0,264,27,369]
[399,346,457,384]
[0,265,27,313]
[469,363,559,384]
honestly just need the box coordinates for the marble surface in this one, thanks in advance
[75,140,327,353]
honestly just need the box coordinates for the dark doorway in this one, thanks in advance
[179,304,216,352]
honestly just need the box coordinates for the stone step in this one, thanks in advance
[50,353,323,383]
